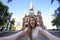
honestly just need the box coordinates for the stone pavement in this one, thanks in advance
[20,29,60,40]
[0,29,60,40]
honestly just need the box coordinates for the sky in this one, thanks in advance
[1,0,59,29]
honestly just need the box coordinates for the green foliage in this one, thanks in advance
[57,7,60,17]
[0,18,7,26]
[7,0,12,3]
[9,18,15,31]
[0,0,13,31]
[51,0,54,4]
[52,7,60,26]
[52,17,60,27]
[0,0,12,3]
[11,18,15,24]
[0,1,10,26]
[51,0,60,4]
[51,0,60,27]
[0,27,5,31]
[9,24,16,31]
[0,1,9,12]
[52,17,59,26]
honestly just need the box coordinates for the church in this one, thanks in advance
[22,2,46,29]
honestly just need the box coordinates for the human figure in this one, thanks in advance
[0,17,60,40]
[0,27,28,40]
[27,17,60,40]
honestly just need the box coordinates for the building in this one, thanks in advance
[22,2,46,29]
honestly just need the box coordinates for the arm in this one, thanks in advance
[39,27,60,40]
[0,28,28,40]
[12,28,28,40]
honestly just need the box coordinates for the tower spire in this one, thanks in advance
[29,0,34,16]
[29,0,33,9]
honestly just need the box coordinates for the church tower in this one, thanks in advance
[29,1,34,16]
[22,1,46,30]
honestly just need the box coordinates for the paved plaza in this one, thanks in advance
[0,29,60,40]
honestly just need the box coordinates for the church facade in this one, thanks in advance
[22,2,46,29]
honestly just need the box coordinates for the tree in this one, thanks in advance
[51,0,60,29]
[52,17,60,26]
[51,0,54,4]
[0,0,12,3]
[0,1,12,31]
[7,0,12,3]
[51,0,60,4]
[51,0,60,8]
[0,1,10,26]
[9,18,16,31]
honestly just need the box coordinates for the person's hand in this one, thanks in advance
[24,22,29,32]
[24,27,28,32]
[37,22,40,26]
[25,22,29,27]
